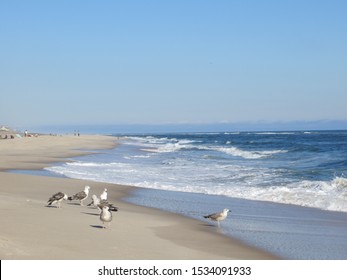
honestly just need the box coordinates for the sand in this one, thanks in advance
[0,134,117,171]
[0,134,276,259]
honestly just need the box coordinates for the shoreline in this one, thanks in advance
[0,134,276,259]
[127,187,347,259]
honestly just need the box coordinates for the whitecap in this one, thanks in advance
[212,146,288,159]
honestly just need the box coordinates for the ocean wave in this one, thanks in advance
[224,132,240,135]
[331,176,347,190]
[140,143,195,153]
[127,136,197,145]
[131,138,288,159]
[125,137,198,154]
[156,142,194,153]
[46,157,347,212]
[212,146,288,159]
[252,132,296,135]
[216,176,347,212]
[65,161,119,167]
[124,155,152,159]
[129,176,347,213]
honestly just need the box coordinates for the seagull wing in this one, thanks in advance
[48,192,65,204]
[69,191,86,201]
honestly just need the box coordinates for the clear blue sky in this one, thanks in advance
[1,0,347,130]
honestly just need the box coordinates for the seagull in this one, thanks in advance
[100,188,108,200]
[98,200,118,213]
[100,206,112,229]
[68,186,90,206]
[88,194,118,213]
[87,194,100,208]
[47,192,68,208]
[203,208,230,227]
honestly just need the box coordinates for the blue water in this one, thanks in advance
[44,130,347,259]
[126,188,347,259]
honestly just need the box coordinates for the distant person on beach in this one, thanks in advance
[24,130,28,137]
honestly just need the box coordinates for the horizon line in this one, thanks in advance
[22,120,347,134]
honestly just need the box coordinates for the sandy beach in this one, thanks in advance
[0,134,276,259]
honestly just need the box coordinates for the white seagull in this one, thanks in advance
[100,188,108,200]
[87,194,100,209]
[68,186,90,206]
[100,206,112,229]
[203,208,230,227]
[47,192,68,208]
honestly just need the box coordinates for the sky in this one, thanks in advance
[1,0,347,131]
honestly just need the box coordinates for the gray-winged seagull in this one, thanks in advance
[47,192,68,208]
[203,208,230,227]
[100,206,112,229]
[88,194,118,213]
[98,200,118,213]
[68,186,90,206]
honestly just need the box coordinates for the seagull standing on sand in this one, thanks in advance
[100,188,107,200]
[87,194,100,209]
[100,206,112,229]
[47,192,68,208]
[88,194,119,213]
[68,186,90,206]
[203,208,230,227]
[98,200,118,213]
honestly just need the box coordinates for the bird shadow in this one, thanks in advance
[199,223,216,227]
[67,202,82,206]
[45,205,59,208]
[82,212,99,216]
[90,225,104,229]
[200,223,224,231]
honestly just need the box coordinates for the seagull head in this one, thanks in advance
[223,209,230,213]
[84,186,90,195]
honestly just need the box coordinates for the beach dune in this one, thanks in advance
[0,134,276,259]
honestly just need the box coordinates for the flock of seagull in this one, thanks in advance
[47,186,118,229]
[47,186,230,229]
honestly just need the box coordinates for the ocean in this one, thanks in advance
[43,130,347,259]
